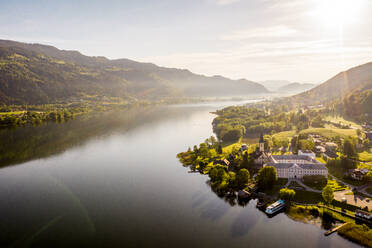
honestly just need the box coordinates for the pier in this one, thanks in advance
[324,223,348,236]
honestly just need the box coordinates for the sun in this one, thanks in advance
[312,0,366,27]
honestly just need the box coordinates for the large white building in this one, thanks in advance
[264,155,328,179]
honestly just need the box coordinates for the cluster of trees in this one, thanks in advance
[212,106,327,142]
[279,188,296,201]
[209,166,250,192]
[256,166,277,189]
[322,185,334,205]
[0,109,78,128]
[291,134,315,154]
[332,88,372,123]
[177,138,257,194]
[263,135,289,151]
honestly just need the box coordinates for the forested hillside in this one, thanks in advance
[284,61,372,106]
[333,85,372,122]
[0,40,268,104]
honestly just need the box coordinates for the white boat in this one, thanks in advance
[265,200,285,215]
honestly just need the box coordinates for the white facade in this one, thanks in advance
[265,155,328,179]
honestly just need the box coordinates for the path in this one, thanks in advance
[334,189,372,210]
[328,174,372,198]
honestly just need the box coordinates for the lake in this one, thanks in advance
[0,101,359,247]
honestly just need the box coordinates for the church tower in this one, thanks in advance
[259,133,264,152]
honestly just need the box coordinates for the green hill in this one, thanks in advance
[287,61,372,106]
[0,39,268,104]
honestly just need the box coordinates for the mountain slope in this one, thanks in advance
[288,62,372,105]
[0,39,268,104]
[260,80,292,91]
[278,82,315,93]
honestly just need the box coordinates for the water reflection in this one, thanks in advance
[0,102,360,248]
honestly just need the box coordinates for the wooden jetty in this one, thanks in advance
[324,223,348,236]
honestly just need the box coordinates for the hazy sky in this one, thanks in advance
[1,0,372,83]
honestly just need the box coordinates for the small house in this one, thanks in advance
[349,168,369,181]
[240,144,248,151]
[315,146,326,153]
[325,142,338,151]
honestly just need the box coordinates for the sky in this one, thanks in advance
[1,0,372,83]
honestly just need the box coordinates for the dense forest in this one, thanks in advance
[0,39,268,105]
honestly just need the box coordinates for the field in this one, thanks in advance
[293,190,323,204]
[271,127,357,143]
[324,115,362,129]
[358,149,372,162]
[0,111,25,115]
[299,127,357,139]
[272,130,296,142]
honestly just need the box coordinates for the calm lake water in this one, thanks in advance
[0,101,359,248]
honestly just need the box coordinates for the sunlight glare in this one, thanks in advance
[313,0,365,27]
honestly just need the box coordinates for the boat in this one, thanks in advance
[265,200,286,215]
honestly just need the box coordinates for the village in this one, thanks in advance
[177,116,372,245]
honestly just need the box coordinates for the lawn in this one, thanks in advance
[316,156,326,164]
[358,149,372,162]
[293,190,323,204]
[0,111,25,115]
[327,180,349,191]
[300,127,357,139]
[272,130,296,142]
[324,115,362,129]
[302,177,348,191]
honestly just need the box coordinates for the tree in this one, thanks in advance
[343,138,358,159]
[256,166,277,189]
[241,152,249,169]
[236,169,250,189]
[228,171,237,188]
[221,127,244,142]
[322,185,334,205]
[279,188,295,201]
[217,143,223,154]
[199,143,210,157]
[298,139,315,151]
[311,115,324,128]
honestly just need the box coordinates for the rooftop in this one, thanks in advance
[266,162,327,170]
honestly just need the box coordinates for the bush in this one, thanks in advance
[338,223,372,247]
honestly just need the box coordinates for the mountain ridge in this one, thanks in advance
[0,39,268,104]
[284,61,372,106]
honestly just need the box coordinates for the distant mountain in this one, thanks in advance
[287,62,372,106]
[278,82,315,93]
[0,39,268,104]
[260,80,292,91]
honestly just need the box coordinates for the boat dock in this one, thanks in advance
[324,223,348,236]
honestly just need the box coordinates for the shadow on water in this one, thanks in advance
[0,105,198,169]
[230,206,258,238]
